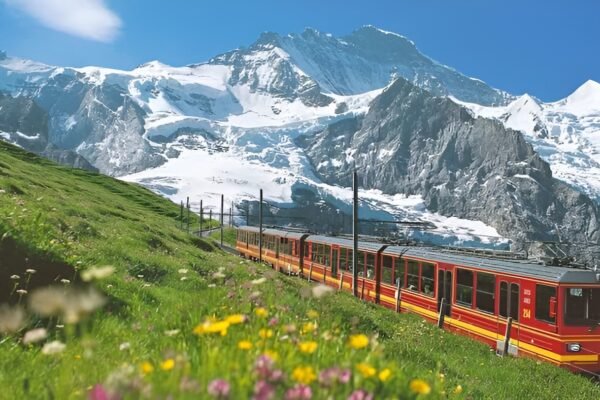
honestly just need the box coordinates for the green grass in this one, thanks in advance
[0,141,599,399]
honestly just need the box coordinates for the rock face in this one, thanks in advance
[299,78,600,258]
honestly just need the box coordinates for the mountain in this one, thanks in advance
[0,26,599,259]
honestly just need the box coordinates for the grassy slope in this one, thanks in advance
[0,141,598,399]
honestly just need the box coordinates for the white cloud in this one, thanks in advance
[5,0,122,42]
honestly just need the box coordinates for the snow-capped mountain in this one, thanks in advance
[455,80,600,202]
[0,26,599,257]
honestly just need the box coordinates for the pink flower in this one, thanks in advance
[268,317,279,326]
[269,369,285,383]
[285,384,313,399]
[254,355,275,379]
[253,380,275,400]
[207,379,230,398]
[347,389,373,400]
[88,385,120,400]
[318,367,352,386]
[339,369,352,384]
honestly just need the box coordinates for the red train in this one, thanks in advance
[236,226,600,373]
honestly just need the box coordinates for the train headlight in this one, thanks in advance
[567,343,581,352]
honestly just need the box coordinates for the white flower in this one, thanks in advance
[23,328,48,344]
[212,272,226,279]
[119,342,131,351]
[16,289,28,295]
[251,277,267,285]
[60,279,70,284]
[29,286,67,317]
[29,286,105,323]
[178,269,189,274]
[142,283,151,288]
[41,340,66,355]
[0,305,25,334]
[10,275,20,280]
[312,284,334,299]
[180,276,188,281]
[25,269,37,274]
[164,329,180,337]
[81,266,115,282]
[208,284,216,288]
[137,275,144,278]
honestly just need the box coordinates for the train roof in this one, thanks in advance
[237,226,307,240]
[306,235,386,253]
[383,246,599,284]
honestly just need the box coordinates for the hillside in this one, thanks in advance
[0,141,599,398]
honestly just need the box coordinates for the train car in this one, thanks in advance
[234,227,600,373]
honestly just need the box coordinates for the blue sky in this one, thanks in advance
[1,0,598,101]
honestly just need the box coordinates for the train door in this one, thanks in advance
[437,268,452,316]
[497,279,520,355]
[331,246,339,278]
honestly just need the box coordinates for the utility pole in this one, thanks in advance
[180,201,184,229]
[199,200,203,237]
[352,169,359,298]
[259,189,263,263]
[246,202,250,226]
[209,209,212,227]
[186,196,190,234]
[220,194,224,247]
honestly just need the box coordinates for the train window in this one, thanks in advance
[357,251,366,276]
[382,256,393,284]
[366,253,376,279]
[407,261,419,291]
[421,263,435,297]
[456,269,474,307]
[535,285,556,324]
[564,287,600,326]
[396,258,405,288]
[339,249,347,271]
[304,242,310,259]
[323,245,331,267]
[476,272,495,314]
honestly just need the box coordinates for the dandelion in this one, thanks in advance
[253,380,275,400]
[291,366,317,385]
[140,361,154,375]
[81,266,115,281]
[378,368,392,382]
[409,379,431,395]
[251,277,267,285]
[355,363,376,378]
[238,340,253,350]
[348,334,369,349]
[258,329,273,339]
[298,341,318,354]
[178,268,189,274]
[160,358,175,371]
[22,328,47,345]
[119,342,131,351]
[10,274,20,280]
[301,322,317,335]
[41,340,66,355]
[0,305,25,334]
[453,385,463,394]
[347,389,374,400]
[312,284,334,298]
[207,379,230,398]
[194,320,230,336]
[164,329,180,337]
[254,307,269,318]
[306,310,319,319]
[285,384,312,400]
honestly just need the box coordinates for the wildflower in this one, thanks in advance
[164,329,180,337]
[22,328,47,345]
[268,317,278,326]
[0,305,25,334]
[298,341,318,354]
[208,284,217,288]
[378,368,392,382]
[254,355,275,378]
[306,310,319,319]
[292,366,317,385]
[285,384,313,400]
[25,269,37,274]
[178,268,189,274]
[213,272,226,279]
[301,322,317,334]
[28,286,66,316]
[10,274,20,280]
[453,385,463,394]
[250,291,262,300]
[238,340,253,350]
[356,363,376,378]
[119,342,131,351]
[251,277,267,285]
[140,361,154,375]
[41,340,66,355]
[88,384,116,400]
[263,350,279,362]
[180,276,188,281]
[160,358,175,371]
[319,367,350,387]
[81,266,115,281]
[253,380,275,400]
[254,307,269,318]
[137,275,144,278]
[347,389,374,400]
[339,369,352,384]
[258,329,273,339]
[284,324,297,334]
[348,334,369,349]
[194,320,230,336]
[409,379,432,395]
[312,284,334,298]
[60,279,70,284]
[16,289,27,295]
[207,379,230,398]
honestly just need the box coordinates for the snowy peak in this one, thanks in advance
[559,79,600,115]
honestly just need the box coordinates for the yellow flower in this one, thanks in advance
[238,340,253,350]
[378,368,392,382]
[410,379,432,395]
[356,362,376,378]
[292,366,316,384]
[140,361,154,374]
[307,309,319,319]
[193,320,230,336]
[160,358,175,371]
[298,341,318,354]
[226,314,247,325]
[348,334,369,349]
[254,307,269,318]
[263,349,279,361]
[258,329,273,339]
[301,322,317,334]
[453,385,463,394]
